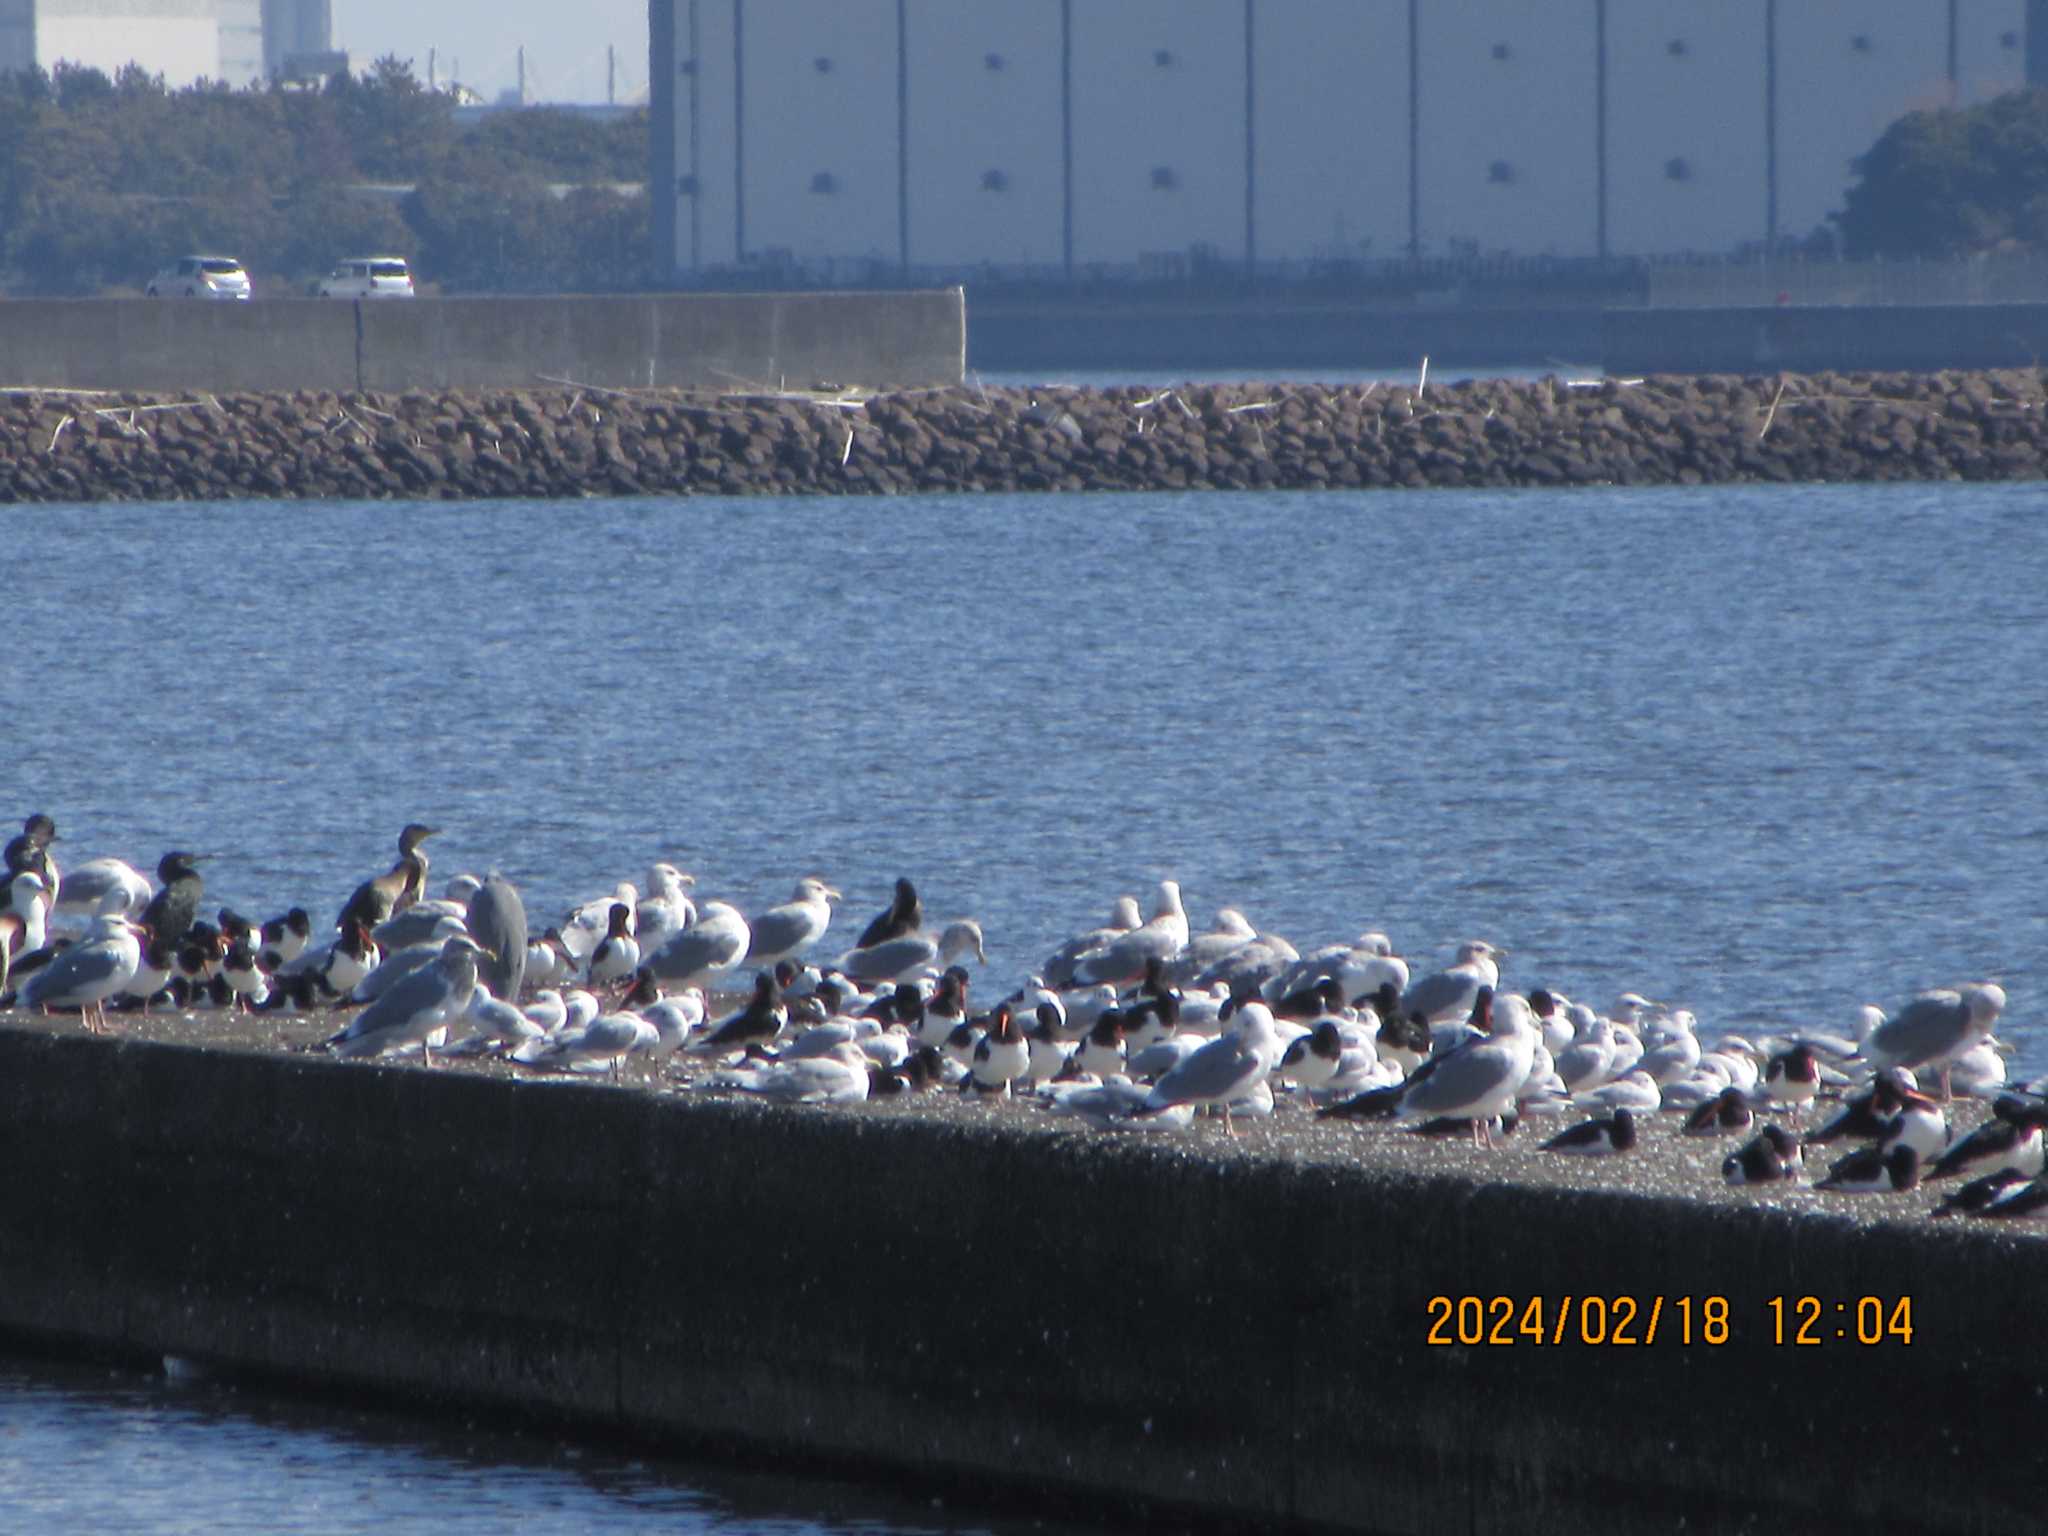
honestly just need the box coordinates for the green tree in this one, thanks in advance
[279,189,417,288]
[1838,87,2048,258]
[555,186,651,291]
[0,57,649,296]
[334,55,457,182]
[403,171,564,292]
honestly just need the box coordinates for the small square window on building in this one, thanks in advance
[981,169,1008,192]
[1150,165,1178,190]
[1487,160,1515,185]
[810,171,838,194]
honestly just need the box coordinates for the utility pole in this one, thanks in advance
[517,45,526,105]
[607,45,615,106]
[427,47,436,91]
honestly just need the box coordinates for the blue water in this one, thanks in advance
[0,1353,1099,1535]
[8,482,2043,1062]
[5,478,2046,1526]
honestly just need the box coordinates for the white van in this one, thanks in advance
[318,257,417,299]
[147,255,253,300]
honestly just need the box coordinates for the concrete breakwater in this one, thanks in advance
[1,1020,2042,1536]
[2,367,2045,504]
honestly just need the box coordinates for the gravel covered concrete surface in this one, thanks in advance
[3,367,2046,502]
[0,1002,2033,1229]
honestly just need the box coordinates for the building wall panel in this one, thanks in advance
[1955,0,2027,105]
[674,0,741,273]
[1069,0,1245,270]
[0,0,31,76]
[1607,0,1768,256]
[219,0,264,85]
[903,0,1063,273]
[736,0,900,270]
[1415,0,1600,257]
[1775,1,1949,242]
[646,0,2047,276]
[1251,0,1407,266]
[36,16,219,85]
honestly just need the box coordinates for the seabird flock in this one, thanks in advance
[4,812,2043,1224]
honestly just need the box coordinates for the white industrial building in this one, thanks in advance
[651,0,2037,281]
[0,0,330,88]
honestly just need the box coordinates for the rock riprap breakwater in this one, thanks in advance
[2,369,2044,502]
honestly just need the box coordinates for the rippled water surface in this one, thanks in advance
[10,481,2044,1064]
[0,1353,1098,1535]
[5,478,2047,1527]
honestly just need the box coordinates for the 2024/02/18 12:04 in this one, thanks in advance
[1424,1294,1914,1346]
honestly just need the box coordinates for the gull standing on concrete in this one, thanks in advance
[1138,1000,1284,1134]
[636,863,696,954]
[326,934,485,1063]
[1399,940,1504,1024]
[645,899,752,992]
[744,878,841,970]
[1162,907,1257,986]
[1274,931,1409,1007]
[350,914,470,1003]
[1072,880,1190,988]
[840,918,986,986]
[20,908,143,1032]
[50,857,151,922]
[1858,983,2006,1100]
[1040,895,1143,988]
[1392,991,1538,1147]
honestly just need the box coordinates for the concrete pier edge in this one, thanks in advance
[2,1022,2040,1535]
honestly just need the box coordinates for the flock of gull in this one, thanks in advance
[4,813,2044,1224]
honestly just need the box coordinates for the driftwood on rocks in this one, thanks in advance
[0,370,2042,503]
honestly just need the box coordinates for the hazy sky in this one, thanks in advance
[333,0,651,106]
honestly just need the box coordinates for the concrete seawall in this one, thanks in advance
[0,291,965,394]
[1605,303,2048,377]
[966,299,1603,373]
[1,368,2042,503]
[1,1022,2039,1534]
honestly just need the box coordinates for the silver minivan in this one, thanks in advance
[318,257,417,299]
[147,255,253,300]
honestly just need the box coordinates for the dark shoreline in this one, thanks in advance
[3,368,2045,503]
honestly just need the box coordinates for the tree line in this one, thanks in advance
[0,57,650,296]
[3,57,2035,294]
[1836,87,2048,260]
